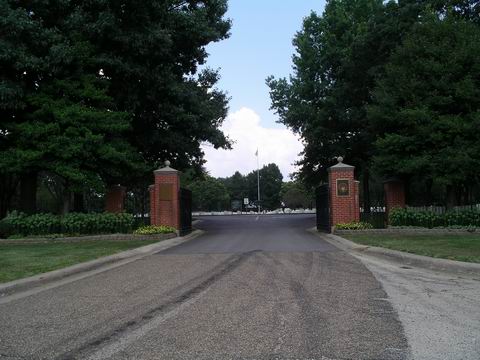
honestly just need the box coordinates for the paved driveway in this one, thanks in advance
[1,215,412,359]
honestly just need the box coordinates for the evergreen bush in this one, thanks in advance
[389,208,480,228]
[0,212,134,238]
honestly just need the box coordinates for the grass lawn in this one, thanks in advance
[342,233,480,263]
[0,240,159,284]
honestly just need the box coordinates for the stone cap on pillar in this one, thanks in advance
[154,160,180,175]
[327,157,355,172]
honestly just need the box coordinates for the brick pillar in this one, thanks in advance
[384,178,406,221]
[151,161,180,229]
[328,157,360,230]
[105,185,126,213]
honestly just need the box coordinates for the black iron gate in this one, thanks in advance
[179,188,192,236]
[316,184,330,232]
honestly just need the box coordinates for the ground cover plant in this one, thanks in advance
[0,240,159,283]
[343,233,480,263]
[133,225,176,235]
[335,222,373,230]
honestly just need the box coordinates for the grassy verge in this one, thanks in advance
[342,233,480,263]
[0,240,159,284]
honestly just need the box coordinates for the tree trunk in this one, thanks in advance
[73,192,85,212]
[446,185,456,210]
[0,174,19,219]
[140,188,146,221]
[425,178,433,206]
[362,170,370,213]
[62,187,71,215]
[20,171,38,214]
[403,175,411,206]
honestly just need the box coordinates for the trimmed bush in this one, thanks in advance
[0,212,134,238]
[389,208,480,228]
[133,225,176,235]
[335,222,373,230]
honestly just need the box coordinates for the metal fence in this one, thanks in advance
[360,211,387,229]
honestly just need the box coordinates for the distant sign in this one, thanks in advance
[243,198,249,205]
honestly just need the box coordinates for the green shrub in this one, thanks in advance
[0,212,134,237]
[61,212,134,235]
[389,208,480,228]
[335,222,373,230]
[133,225,176,235]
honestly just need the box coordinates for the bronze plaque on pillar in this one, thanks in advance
[337,179,350,196]
[158,184,173,200]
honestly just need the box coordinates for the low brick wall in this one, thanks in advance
[334,227,479,236]
[0,233,177,244]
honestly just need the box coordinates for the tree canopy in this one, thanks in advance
[267,0,480,207]
[369,15,480,205]
[0,0,232,216]
[188,176,230,212]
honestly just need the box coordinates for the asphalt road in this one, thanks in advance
[0,215,412,359]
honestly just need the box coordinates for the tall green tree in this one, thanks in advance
[0,1,54,214]
[0,2,142,214]
[281,181,314,209]
[76,0,232,175]
[188,176,230,211]
[0,0,232,217]
[267,0,424,210]
[369,15,480,206]
[246,163,283,210]
[221,171,248,201]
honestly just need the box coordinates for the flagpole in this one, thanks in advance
[256,149,261,214]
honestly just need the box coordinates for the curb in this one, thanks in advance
[0,229,204,298]
[309,228,480,275]
[0,233,177,244]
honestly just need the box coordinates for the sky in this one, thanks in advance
[201,0,326,180]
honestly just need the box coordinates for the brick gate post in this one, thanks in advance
[150,161,181,230]
[384,178,406,221]
[328,157,360,231]
[105,185,126,213]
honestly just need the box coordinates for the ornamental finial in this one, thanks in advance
[164,160,171,167]
[337,156,344,164]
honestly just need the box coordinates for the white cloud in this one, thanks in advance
[202,107,303,179]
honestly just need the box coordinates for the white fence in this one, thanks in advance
[193,208,316,216]
[407,204,480,214]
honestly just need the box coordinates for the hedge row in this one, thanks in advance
[389,208,480,228]
[0,212,134,238]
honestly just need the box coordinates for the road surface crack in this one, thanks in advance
[55,251,255,360]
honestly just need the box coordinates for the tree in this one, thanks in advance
[76,0,232,175]
[267,0,425,210]
[369,15,480,207]
[281,181,314,209]
[245,164,283,210]
[0,1,54,214]
[188,176,230,211]
[221,171,248,201]
[0,1,232,217]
